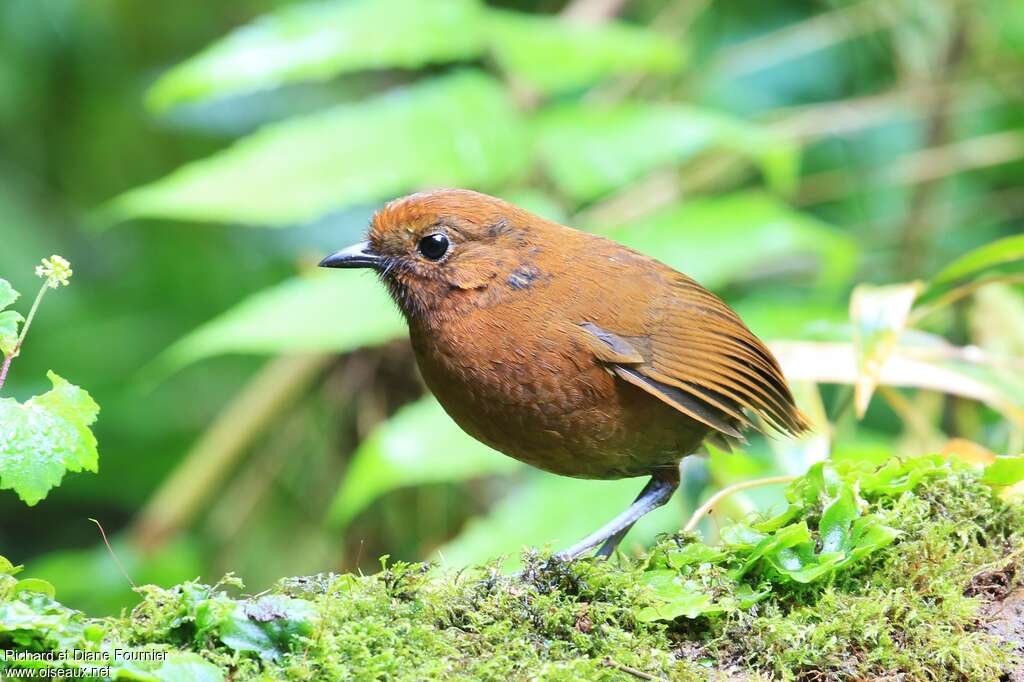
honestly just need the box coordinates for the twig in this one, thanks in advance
[683,476,797,533]
[89,518,136,589]
[602,657,664,681]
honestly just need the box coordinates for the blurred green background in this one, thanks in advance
[1,0,1022,614]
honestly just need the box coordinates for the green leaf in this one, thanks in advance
[0,278,19,309]
[0,371,100,506]
[0,555,17,575]
[636,571,723,622]
[328,397,520,529]
[606,192,856,290]
[218,596,317,661]
[147,652,226,682]
[982,455,1024,486]
[666,543,726,568]
[113,72,528,226]
[849,282,924,417]
[0,310,22,356]
[534,103,797,204]
[157,273,404,372]
[13,578,56,599]
[0,278,22,356]
[486,10,683,95]
[148,0,486,110]
[931,234,1024,288]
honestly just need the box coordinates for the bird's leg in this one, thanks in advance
[555,472,679,561]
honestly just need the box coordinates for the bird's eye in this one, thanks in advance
[417,233,449,261]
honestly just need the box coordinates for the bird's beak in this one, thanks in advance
[318,241,383,269]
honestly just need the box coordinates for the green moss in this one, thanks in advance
[1,459,1022,681]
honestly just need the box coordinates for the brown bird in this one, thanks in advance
[321,189,808,559]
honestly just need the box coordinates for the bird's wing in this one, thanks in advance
[577,276,808,440]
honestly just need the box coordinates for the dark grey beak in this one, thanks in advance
[318,241,382,269]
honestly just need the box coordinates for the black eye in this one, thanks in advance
[417,233,449,261]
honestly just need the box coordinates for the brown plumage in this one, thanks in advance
[321,189,809,558]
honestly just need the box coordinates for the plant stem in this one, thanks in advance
[683,475,798,533]
[0,282,50,392]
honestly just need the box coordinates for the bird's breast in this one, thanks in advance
[407,300,705,479]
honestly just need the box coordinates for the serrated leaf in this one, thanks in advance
[0,278,22,356]
[0,371,100,506]
[982,456,1024,486]
[148,0,486,110]
[534,104,797,204]
[114,72,528,226]
[0,310,23,356]
[606,192,856,290]
[328,396,520,529]
[0,278,19,309]
[157,272,403,373]
[486,10,683,95]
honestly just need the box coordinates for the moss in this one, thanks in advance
[1,462,1022,681]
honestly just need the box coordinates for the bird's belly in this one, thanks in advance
[411,333,706,480]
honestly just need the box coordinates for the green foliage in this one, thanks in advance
[0,371,100,506]
[0,278,23,356]
[606,192,856,289]
[533,104,796,203]
[115,72,528,225]
[328,396,519,529]
[485,9,684,94]
[1,457,1021,680]
[157,273,403,371]
[147,0,487,110]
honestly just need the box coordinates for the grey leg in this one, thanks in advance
[555,474,679,561]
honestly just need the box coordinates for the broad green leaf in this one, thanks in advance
[852,455,947,496]
[147,652,226,682]
[0,371,100,506]
[148,0,486,110]
[0,278,19,309]
[218,596,317,661]
[0,555,16,575]
[114,72,528,226]
[486,10,683,94]
[920,235,1024,305]
[636,571,723,622]
[13,578,56,599]
[849,282,923,417]
[437,473,679,569]
[818,485,858,554]
[666,543,726,568]
[157,272,403,372]
[0,278,22,356]
[328,397,520,529]
[731,522,811,579]
[982,456,1024,486]
[606,193,856,290]
[534,104,797,204]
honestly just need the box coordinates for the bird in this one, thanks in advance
[320,189,809,559]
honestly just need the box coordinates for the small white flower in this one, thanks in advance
[36,255,73,288]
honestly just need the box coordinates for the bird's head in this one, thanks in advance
[320,189,551,320]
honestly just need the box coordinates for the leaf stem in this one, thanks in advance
[683,475,798,533]
[0,281,50,392]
